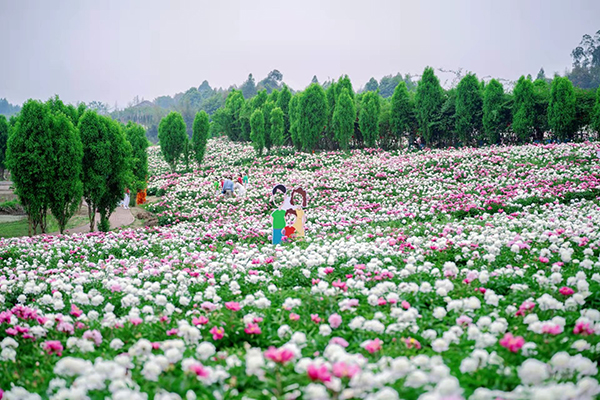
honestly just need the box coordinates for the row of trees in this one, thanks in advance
[157,111,210,172]
[213,68,600,152]
[3,96,148,235]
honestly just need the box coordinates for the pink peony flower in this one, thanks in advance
[559,287,574,296]
[499,333,525,353]
[70,304,83,318]
[82,329,102,346]
[307,364,331,382]
[363,338,383,353]
[166,328,179,336]
[130,317,143,326]
[244,323,261,335]
[401,301,410,310]
[289,313,300,321]
[328,314,342,329]
[210,326,224,340]
[539,256,549,263]
[189,363,210,378]
[192,316,209,326]
[404,337,421,350]
[456,315,473,326]
[323,267,334,275]
[43,340,63,356]
[329,337,349,347]
[225,302,241,311]
[311,314,322,324]
[264,346,295,364]
[574,321,595,336]
[541,324,563,335]
[332,361,361,378]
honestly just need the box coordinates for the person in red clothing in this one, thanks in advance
[237,173,243,185]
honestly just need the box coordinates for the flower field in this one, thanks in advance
[1,139,600,400]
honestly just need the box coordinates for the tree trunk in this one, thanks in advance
[88,201,95,232]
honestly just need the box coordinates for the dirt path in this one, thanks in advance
[51,206,135,235]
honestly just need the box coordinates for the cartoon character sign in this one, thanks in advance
[271,185,307,244]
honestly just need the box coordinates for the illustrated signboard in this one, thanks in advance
[271,185,307,245]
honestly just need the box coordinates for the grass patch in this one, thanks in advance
[0,215,89,238]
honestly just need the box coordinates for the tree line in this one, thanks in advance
[0,96,148,235]
[210,68,600,153]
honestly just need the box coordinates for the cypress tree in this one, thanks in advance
[250,109,265,156]
[125,121,149,190]
[270,107,285,148]
[192,111,210,165]
[512,76,536,143]
[359,91,381,148]
[299,83,328,152]
[158,112,187,172]
[390,81,414,145]
[455,74,483,146]
[415,67,444,146]
[48,112,83,234]
[593,88,600,135]
[277,85,292,143]
[0,115,8,180]
[333,88,356,150]
[6,100,54,235]
[289,94,302,150]
[482,79,505,145]
[548,77,577,142]
[262,100,275,151]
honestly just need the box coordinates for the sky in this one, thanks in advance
[1,0,599,108]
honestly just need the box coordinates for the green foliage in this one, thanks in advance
[240,73,258,99]
[336,75,355,100]
[47,112,83,234]
[6,100,54,234]
[125,121,149,191]
[455,74,483,146]
[158,112,187,172]
[270,107,285,148]
[96,117,131,231]
[0,115,8,177]
[224,90,245,141]
[548,77,577,141]
[512,76,536,143]
[359,91,381,148]
[46,95,79,126]
[390,81,415,145]
[192,111,210,166]
[593,88,600,133]
[289,95,302,150]
[332,89,356,150]
[364,77,379,92]
[482,79,505,145]
[415,67,444,146]
[252,90,268,111]
[276,85,292,143]
[250,109,265,156]
[298,83,328,152]
[262,100,275,150]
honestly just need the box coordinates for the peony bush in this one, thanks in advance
[0,139,600,399]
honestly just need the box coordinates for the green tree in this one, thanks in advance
[0,115,8,180]
[252,90,268,111]
[96,117,131,231]
[158,112,187,172]
[336,75,355,100]
[270,107,285,148]
[512,76,536,143]
[250,109,265,156]
[46,95,79,125]
[415,67,444,146]
[6,100,53,235]
[390,81,415,146]
[224,90,245,141]
[277,85,292,143]
[593,88,600,134]
[289,94,302,150]
[532,79,551,142]
[262,100,276,151]
[455,74,483,146]
[482,79,505,145]
[364,77,379,92]
[548,76,577,141]
[299,83,328,152]
[192,111,210,165]
[359,91,381,148]
[333,89,356,150]
[48,112,83,234]
[125,121,149,191]
[241,73,258,99]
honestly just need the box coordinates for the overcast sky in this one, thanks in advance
[1,0,599,107]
